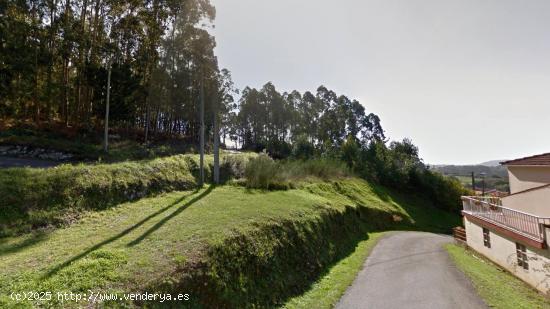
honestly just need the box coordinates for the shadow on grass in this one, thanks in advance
[42,187,212,278]
[130,182,461,308]
[126,185,214,247]
[0,231,49,257]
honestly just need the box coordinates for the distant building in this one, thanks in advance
[461,152,550,294]
[474,189,508,197]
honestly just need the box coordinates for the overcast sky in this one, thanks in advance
[211,0,550,165]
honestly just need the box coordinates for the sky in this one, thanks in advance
[210,0,550,165]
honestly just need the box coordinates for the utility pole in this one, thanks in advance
[199,79,205,186]
[213,97,220,184]
[480,172,486,196]
[144,101,150,145]
[103,60,112,153]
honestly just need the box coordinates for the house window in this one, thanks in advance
[516,243,529,270]
[482,228,491,248]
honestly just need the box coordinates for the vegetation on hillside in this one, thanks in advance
[282,232,386,309]
[0,179,459,308]
[1,1,474,307]
[1,0,387,157]
[0,153,254,237]
[0,0,227,144]
[0,135,469,238]
[1,1,469,223]
[244,155,350,190]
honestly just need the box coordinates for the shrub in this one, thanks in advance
[220,154,249,180]
[357,139,471,212]
[244,154,283,189]
[409,168,472,212]
[280,158,350,180]
[244,155,350,190]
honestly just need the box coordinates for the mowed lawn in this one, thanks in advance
[0,179,458,307]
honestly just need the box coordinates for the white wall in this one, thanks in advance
[508,166,550,194]
[464,217,550,294]
[502,186,550,217]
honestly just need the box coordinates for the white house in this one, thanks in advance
[462,152,550,294]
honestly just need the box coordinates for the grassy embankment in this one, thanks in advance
[446,244,550,309]
[0,153,253,237]
[282,232,386,309]
[0,155,459,308]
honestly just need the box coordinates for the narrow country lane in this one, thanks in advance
[336,232,487,309]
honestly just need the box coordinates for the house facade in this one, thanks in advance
[462,153,550,294]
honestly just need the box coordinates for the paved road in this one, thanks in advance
[0,156,59,168]
[336,232,487,309]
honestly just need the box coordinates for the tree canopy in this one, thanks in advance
[231,83,385,158]
[0,0,227,144]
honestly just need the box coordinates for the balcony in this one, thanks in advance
[461,196,550,247]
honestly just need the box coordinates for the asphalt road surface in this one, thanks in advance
[336,232,487,309]
[0,156,59,168]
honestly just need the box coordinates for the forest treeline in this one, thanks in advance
[0,1,385,149]
[0,0,223,142]
[0,0,469,211]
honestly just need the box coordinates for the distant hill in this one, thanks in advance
[431,164,509,192]
[479,160,507,167]
[432,165,507,178]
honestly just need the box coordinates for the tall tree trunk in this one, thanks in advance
[45,0,58,122]
[104,62,111,152]
[76,0,88,124]
[213,97,220,184]
[144,102,150,144]
[62,0,71,127]
[199,79,205,186]
[63,58,69,126]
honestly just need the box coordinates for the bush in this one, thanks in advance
[410,168,472,212]
[280,158,350,180]
[220,154,249,180]
[358,139,471,212]
[244,155,350,190]
[244,154,284,189]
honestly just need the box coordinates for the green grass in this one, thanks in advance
[0,153,255,237]
[282,232,386,309]
[0,178,459,308]
[445,244,550,309]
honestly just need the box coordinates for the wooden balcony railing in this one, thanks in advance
[462,196,549,243]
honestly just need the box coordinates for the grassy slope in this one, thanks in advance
[445,244,550,309]
[282,232,386,309]
[0,153,254,237]
[0,178,459,307]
